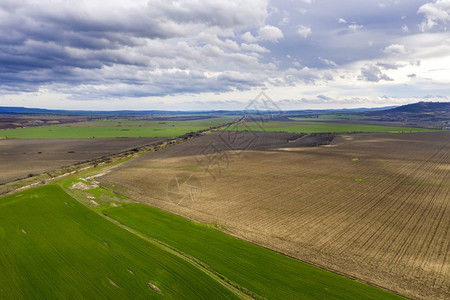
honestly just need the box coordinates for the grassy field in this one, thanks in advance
[0,118,232,138]
[235,121,438,133]
[101,203,404,299]
[0,185,238,299]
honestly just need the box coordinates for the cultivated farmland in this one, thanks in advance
[99,131,450,299]
[0,138,163,184]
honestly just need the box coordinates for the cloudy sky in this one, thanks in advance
[0,0,449,110]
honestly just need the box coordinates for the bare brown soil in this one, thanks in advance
[0,114,103,130]
[100,131,450,300]
[0,138,163,184]
[0,114,217,130]
[108,278,120,288]
[126,131,333,159]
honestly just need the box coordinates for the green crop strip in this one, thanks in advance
[229,121,439,134]
[0,185,238,299]
[0,118,234,138]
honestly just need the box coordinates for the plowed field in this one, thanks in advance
[0,138,163,184]
[100,131,450,299]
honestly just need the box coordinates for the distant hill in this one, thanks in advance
[0,106,103,115]
[365,102,450,128]
[0,105,399,116]
[0,102,448,117]
[384,102,450,114]
[0,106,245,116]
[0,106,59,114]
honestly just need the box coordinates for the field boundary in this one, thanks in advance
[100,213,260,300]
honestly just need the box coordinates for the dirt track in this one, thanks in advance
[100,131,450,300]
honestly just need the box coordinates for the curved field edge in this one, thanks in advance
[101,203,406,300]
[0,185,238,299]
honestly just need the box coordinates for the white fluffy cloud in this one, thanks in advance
[418,0,450,31]
[297,25,312,38]
[241,25,284,43]
[241,32,258,43]
[240,43,270,53]
[319,57,338,67]
[382,44,407,55]
[348,23,363,32]
[258,25,284,42]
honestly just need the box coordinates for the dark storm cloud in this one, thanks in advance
[0,0,449,101]
[0,0,272,97]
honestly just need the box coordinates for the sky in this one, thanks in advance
[0,0,449,111]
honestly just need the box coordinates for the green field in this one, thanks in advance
[93,118,233,125]
[0,185,238,299]
[290,114,362,121]
[235,121,438,134]
[102,203,404,299]
[1,117,438,138]
[0,118,233,139]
